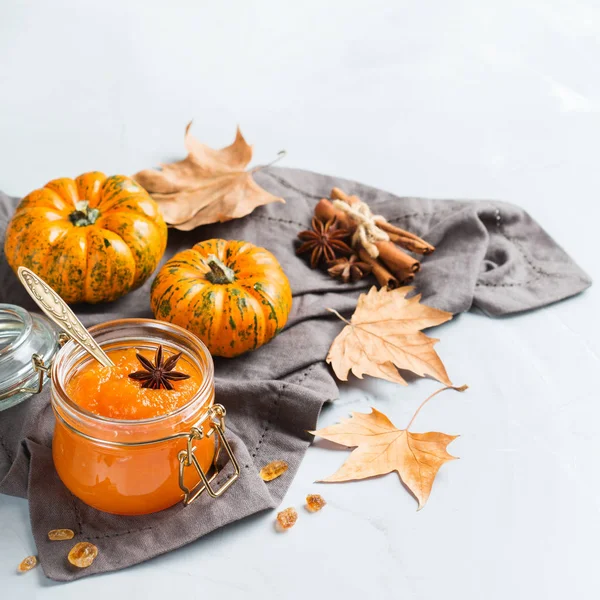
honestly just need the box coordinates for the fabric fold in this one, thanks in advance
[0,166,590,580]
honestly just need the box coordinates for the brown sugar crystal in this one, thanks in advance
[17,555,38,573]
[276,507,298,530]
[68,542,98,568]
[260,460,288,482]
[305,494,326,512]
[48,529,75,541]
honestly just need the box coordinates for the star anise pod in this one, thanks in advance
[128,345,191,390]
[327,254,372,283]
[297,216,353,268]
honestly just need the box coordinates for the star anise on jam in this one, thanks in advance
[128,345,191,390]
[297,216,353,268]
[327,254,373,283]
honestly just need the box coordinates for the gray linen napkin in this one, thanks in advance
[0,166,591,581]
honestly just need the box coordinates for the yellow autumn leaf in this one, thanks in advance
[133,123,284,230]
[312,385,467,509]
[327,286,453,385]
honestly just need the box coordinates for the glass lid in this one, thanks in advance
[0,303,60,412]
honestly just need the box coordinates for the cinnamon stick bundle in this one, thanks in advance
[330,188,434,255]
[315,190,432,285]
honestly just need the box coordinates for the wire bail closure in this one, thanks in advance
[178,404,240,505]
[0,332,69,402]
[53,399,241,507]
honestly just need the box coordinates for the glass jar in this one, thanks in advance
[0,303,62,411]
[51,318,239,515]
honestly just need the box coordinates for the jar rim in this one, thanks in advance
[51,318,215,427]
[0,303,33,359]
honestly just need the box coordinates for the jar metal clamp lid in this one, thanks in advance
[0,303,67,411]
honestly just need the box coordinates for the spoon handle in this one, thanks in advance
[17,267,115,368]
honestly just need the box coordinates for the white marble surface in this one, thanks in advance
[1,1,599,598]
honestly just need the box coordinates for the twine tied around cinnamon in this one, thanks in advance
[312,188,436,289]
[331,199,390,258]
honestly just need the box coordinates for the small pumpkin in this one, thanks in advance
[151,239,292,357]
[4,172,167,304]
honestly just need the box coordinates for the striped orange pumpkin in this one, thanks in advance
[151,239,292,357]
[4,172,168,304]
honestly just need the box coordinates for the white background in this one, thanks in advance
[1,1,599,598]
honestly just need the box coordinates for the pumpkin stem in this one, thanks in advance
[205,254,236,284]
[69,200,100,227]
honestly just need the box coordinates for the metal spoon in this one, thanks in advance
[17,266,115,367]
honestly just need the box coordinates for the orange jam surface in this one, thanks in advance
[66,347,201,420]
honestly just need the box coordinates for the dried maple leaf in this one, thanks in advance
[312,385,467,509]
[133,123,285,230]
[327,286,453,385]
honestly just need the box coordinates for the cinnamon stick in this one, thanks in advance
[358,249,399,290]
[331,187,360,206]
[375,241,420,278]
[314,198,354,230]
[398,271,416,285]
[384,232,432,254]
[375,221,434,255]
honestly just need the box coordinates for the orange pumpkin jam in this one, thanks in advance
[53,345,215,515]
[66,348,201,420]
